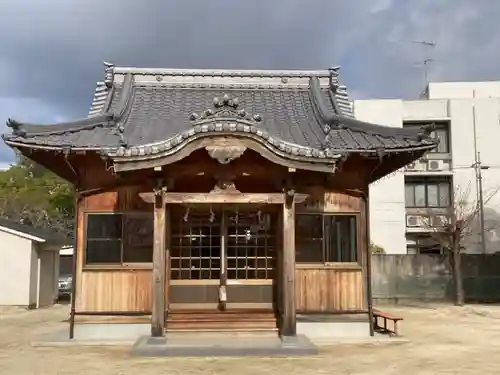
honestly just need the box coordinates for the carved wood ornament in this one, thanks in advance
[205,138,247,164]
[210,180,240,194]
[209,173,241,194]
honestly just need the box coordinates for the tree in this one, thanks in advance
[0,155,74,241]
[426,184,500,306]
[370,242,386,254]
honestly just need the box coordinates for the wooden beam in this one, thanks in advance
[164,193,285,204]
[162,161,285,178]
[143,192,288,204]
[281,193,296,336]
[139,192,155,204]
[140,192,309,205]
[293,193,309,204]
[151,193,166,337]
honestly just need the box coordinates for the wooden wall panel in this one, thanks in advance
[75,186,155,314]
[293,186,368,313]
[84,186,151,212]
[295,267,365,312]
[84,191,116,211]
[297,187,364,213]
[74,199,85,312]
[77,270,152,312]
[75,154,116,189]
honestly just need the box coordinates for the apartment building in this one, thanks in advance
[354,81,500,254]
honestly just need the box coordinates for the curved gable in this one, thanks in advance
[2,64,438,174]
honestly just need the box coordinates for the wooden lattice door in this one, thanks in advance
[224,208,276,309]
[168,205,276,310]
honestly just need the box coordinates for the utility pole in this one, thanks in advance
[471,93,490,254]
[471,152,489,254]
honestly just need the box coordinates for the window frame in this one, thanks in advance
[295,212,360,267]
[83,211,154,269]
[429,127,450,154]
[403,121,450,153]
[405,179,452,208]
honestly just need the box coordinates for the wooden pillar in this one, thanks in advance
[282,193,296,336]
[276,206,284,318]
[364,190,375,336]
[151,193,166,337]
[69,193,82,339]
[164,205,171,316]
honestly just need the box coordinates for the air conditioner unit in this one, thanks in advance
[431,215,449,227]
[406,215,421,227]
[428,160,444,171]
[406,162,416,170]
[405,162,425,172]
[420,216,431,227]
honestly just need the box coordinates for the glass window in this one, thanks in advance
[295,214,357,263]
[296,214,323,239]
[86,214,122,264]
[427,184,439,207]
[414,185,426,207]
[296,214,323,263]
[122,214,154,263]
[326,216,357,262]
[433,129,450,153]
[405,185,415,207]
[86,239,122,264]
[403,121,449,153]
[85,213,154,265]
[405,180,451,208]
[438,183,450,207]
[87,214,122,239]
[406,245,418,255]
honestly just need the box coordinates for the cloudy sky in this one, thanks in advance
[0,0,498,166]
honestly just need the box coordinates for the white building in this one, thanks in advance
[355,81,500,254]
[0,218,62,307]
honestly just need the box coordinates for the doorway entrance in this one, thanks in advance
[168,205,277,311]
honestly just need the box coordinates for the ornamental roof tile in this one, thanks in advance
[2,64,437,161]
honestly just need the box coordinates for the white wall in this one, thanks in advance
[428,81,500,253]
[353,99,407,255]
[427,81,500,99]
[0,231,33,306]
[355,81,500,254]
[447,97,500,253]
[29,242,39,307]
[38,248,57,307]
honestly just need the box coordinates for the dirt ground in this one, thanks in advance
[1,303,500,374]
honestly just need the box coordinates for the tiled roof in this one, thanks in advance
[0,218,59,243]
[2,64,437,162]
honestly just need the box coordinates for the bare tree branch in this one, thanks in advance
[424,183,500,252]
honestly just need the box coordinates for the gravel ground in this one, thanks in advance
[1,303,500,374]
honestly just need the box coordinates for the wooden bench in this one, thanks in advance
[373,310,403,336]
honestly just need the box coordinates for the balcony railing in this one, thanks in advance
[405,209,452,232]
[405,156,452,174]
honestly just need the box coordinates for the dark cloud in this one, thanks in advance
[0,0,361,117]
[0,0,499,162]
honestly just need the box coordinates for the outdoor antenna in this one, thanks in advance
[411,40,436,88]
